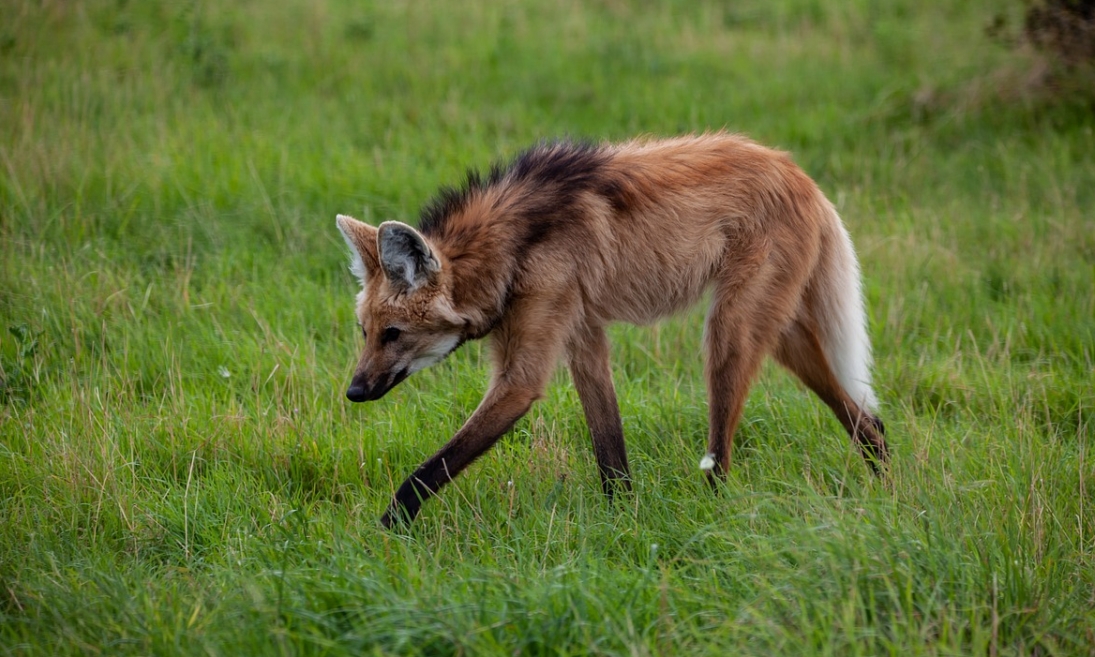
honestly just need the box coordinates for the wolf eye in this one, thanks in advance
[382,327,402,344]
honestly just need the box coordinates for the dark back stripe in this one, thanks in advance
[417,139,610,240]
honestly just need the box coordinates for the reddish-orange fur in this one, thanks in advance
[336,132,888,527]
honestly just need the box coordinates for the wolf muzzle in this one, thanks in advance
[345,368,410,402]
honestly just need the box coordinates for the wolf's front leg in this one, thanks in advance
[381,384,539,528]
[566,323,631,497]
[381,295,573,528]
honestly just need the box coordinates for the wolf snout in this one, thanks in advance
[346,379,387,402]
[346,368,410,403]
[346,372,380,402]
[346,383,370,402]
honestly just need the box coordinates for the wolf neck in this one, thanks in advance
[418,140,613,341]
[428,212,520,341]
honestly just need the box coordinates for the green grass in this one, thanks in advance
[2,0,1093,654]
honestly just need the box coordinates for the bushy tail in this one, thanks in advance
[813,204,879,412]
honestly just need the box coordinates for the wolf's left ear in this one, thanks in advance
[336,214,380,284]
[377,221,440,291]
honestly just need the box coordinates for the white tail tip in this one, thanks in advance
[699,453,716,471]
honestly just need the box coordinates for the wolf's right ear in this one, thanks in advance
[336,214,380,284]
[377,221,440,292]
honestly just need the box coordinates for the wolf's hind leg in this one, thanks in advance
[702,313,774,485]
[773,318,889,472]
[567,323,631,498]
[703,248,811,484]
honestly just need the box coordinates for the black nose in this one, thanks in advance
[346,384,368,402]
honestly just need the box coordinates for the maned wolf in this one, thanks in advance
[336,132,889,528]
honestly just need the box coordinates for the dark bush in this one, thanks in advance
[990,0,1095,67]
[1024,0,1095,66]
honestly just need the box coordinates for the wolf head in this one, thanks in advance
[336,214,465,402]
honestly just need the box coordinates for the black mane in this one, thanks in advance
[417,139,609,237]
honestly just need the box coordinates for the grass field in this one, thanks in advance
[2,0,1093,654]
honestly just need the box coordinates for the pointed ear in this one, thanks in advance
[336,214,380,284]
[377,221,440,291]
